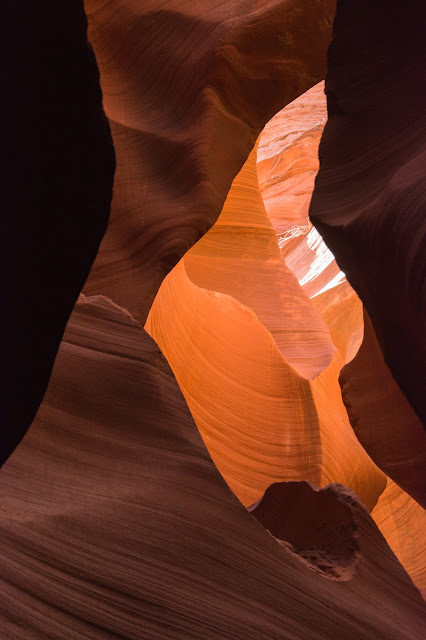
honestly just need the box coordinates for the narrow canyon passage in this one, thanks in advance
[145,84,425,596]
[1,2,425,638]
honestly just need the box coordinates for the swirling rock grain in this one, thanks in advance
[0,296,424,639]
[83,0,336,324]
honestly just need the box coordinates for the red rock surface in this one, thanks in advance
[309,0,426,424]
[183,141,336,379]
[258,74,425,588]
[371,478,426,598]
[340,310,426,509]
[0,296,424,639]
[82,0,336,324]
[2,0,425,636]
[146,141,387,512]
[146,38,425,602]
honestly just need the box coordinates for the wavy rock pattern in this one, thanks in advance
[146,64,425,596]
[309,0,426,424]
[257,84,345,301]
[1,1,115,465]
[0,296,424,639]
[2,0,425,636]
[146,145,386,511]
[261,76,426,596]
[285,226,345,301]
[372,478,426,598]
[257,81,326,234]
[82,0,336,324]
[183,141,336,379]
[311,280,363,366]
[340,310,426,509]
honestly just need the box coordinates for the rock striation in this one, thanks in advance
[82,0,336,324]
[0,296,424,639]
[146,143,386,512]
[1,0,425,636]
[257,81,327,235]
[340,310,426,509]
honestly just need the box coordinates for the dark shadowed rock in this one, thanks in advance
[0,1,115,464]
[309,0,426,424]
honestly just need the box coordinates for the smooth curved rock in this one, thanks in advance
[255,72,425,591]
[311,281,363,366]
[257,81,326,234]
[285,227,346,301]
[340,310,426,509]
[3,0,424,635]
[83,0,336,324]
[183,141,336,379]
[309,0,426,423]
[0,1,115,466]
[0,296,424,639]
[372,478,426,599]
[146,150,386,511]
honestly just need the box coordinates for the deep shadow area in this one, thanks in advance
[0,1,115,465]
[249,481,360,580]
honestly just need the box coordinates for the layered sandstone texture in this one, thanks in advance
[257,81,327,235]
[145,92,425,596]
[1,0,425,638]
[82,0,336,323]
[308,0,426,511]
[0,296,424,639]
[146,143,386,513]
[0,1,115,465]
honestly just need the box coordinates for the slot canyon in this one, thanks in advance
[1,1,425,638]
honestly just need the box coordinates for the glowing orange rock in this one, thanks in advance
[257,81,327,234]
[146,143,385,511]
[184,142,336,379]
[372,478,426,599]
[340,310,426,509]
[1,296,423,638]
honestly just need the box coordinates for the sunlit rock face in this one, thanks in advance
[183,142,336,380]
[0,296,424,639]
[146,142,386,513]
[257,81,327,235]
[146,73,425,601]
[371,478,426,600]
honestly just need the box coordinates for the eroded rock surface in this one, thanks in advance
[341,310,426,509]
[2,1,425,636]
[83,0,336,323]
[0,297,424,639]
[258,81,327,234]
[146,144,386,512]
[249,482,360,581]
